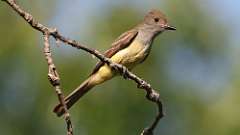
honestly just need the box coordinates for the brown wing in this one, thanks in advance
[90,29,138,75]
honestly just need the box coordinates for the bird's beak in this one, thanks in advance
[165,25,176,31]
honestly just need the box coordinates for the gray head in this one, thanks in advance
[140,9,176,34]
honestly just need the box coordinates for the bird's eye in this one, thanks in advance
[154,18,159,22]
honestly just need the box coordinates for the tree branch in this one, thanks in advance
[2,0,164,134]
[43,32,73,135]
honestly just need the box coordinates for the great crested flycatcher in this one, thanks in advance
[54,9,176,116]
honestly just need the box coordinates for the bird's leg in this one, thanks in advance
[119,65,129,79]
[110,63,129,79]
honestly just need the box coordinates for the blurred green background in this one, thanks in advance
[0,0,240,135]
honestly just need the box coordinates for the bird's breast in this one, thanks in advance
[110,40,151,69]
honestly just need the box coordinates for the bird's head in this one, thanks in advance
[143,9,176,34]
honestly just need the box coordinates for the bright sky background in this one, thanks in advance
[50,0,240,40]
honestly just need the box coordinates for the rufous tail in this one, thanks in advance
[53,77,94,117]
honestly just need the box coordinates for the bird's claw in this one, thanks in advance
[121,66,129,79]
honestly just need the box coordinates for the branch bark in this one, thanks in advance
[43,32,73,135]
[2,0,164,134]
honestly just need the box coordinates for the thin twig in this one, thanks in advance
[2,0,164,134]
[43,32,73,135]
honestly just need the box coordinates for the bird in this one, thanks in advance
[53,9,176,117]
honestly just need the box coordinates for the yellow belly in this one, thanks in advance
[90,40,149,85]
[111,40,148,67]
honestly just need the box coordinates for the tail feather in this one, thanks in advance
[53,78,94,117]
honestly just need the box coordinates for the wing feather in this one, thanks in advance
[90,29,138,75]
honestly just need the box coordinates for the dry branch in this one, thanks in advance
[2,0,164,134]
[43,32,73,135]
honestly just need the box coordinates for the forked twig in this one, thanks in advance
[43,32,73,135]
